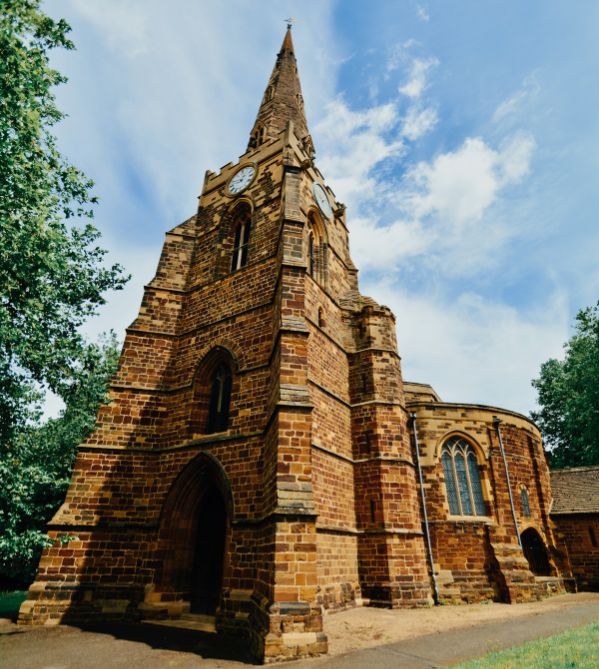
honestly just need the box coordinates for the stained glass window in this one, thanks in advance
[468,452,486,516]
[442,450,460,515]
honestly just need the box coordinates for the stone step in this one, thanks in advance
[143,613,216,633]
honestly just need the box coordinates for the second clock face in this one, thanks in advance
[313,183,333,219]
[228,165,256,195]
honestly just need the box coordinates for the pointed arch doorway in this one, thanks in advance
[521,528,552,576]
[157,454,232,615]
[190,484,227,613]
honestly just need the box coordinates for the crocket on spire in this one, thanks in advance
[247,25,314,154]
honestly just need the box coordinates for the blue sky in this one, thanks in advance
[43,0,599,417]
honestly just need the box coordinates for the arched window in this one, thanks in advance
[189,348,236,437]
[231,206,251,272]
[248,125,265,149]
[521,488,531,518]
[441,437,486,516]
[306,212,327,283]
[206,363,232,434]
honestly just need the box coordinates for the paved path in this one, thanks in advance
[1,596,598,669]
[294,598,599,668]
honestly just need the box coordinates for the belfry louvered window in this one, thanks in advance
[206,363,232,434]
[231,207,251,272]
[442,437,486,516]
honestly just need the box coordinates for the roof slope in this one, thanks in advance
[247,26,312,151]
[550,466,599,514]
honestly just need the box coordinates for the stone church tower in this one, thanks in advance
[20,27,570,663]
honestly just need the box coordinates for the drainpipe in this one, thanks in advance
[410,412,439,605]
[493,416,521,548]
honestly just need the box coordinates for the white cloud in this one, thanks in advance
[366,283,570,415]
[349,217,432,271]
[400,105,438,140]
[315,99,405,209]
[399,57,438,99]
[406,138,503,227]
[403,133,535,231]
[417,5,430,22]
[498,133,536,184]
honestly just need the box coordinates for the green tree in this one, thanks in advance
[0,334,120,584]
[531,302,599,468]
[0,0,128,443]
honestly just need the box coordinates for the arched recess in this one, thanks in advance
[189,346,238,436]
[155,453,234,614]
[520,527,552,576]
[306,210,328,285]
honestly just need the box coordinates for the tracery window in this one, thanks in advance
[206,363,232,434]
[521,488,531,518]
[231,206,251,272]
[441,437,486,516]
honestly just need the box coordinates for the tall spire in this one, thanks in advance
[247,26,313,154]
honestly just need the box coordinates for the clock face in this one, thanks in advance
[313,183,333,219]
[228,165,256,195]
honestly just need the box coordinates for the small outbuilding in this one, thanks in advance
[551,467,599,591]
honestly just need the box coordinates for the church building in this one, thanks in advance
[20,27,572,662]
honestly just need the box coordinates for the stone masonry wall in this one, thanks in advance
[409,403,564,602]
[552,514,599,591]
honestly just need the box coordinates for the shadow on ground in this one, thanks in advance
[78,621,258,664]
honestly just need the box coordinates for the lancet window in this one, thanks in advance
[521,488,531,518]
[306,212,327,284]
[231,205,251,272]
[206,363,232,434]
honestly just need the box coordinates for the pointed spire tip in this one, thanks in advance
[281,19,294,52]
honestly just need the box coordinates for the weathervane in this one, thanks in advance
[284,17,296,29]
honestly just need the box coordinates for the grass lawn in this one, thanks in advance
[0,591,27,619]
[451,620,599,669]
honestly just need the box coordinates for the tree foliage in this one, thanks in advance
[532,302,599,468]
[0,0,128,443]
[0,334,120,584]
[0,1,129,584]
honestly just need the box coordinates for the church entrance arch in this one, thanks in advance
[521,528,552,576]
[156,454,232,614]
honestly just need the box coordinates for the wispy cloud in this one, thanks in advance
[366,282,569,414]
[72,0,149,57]
[399,56,439,99]
[316,99,405,210]
[400,105,438,140]
[493,73,541,123]
[416,5,430,22]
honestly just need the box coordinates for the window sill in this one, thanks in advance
[444,515,494,524]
